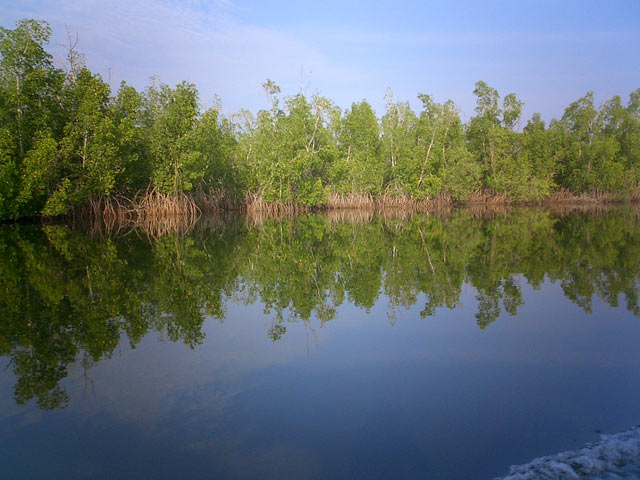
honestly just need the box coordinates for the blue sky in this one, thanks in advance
[2,0,639,122]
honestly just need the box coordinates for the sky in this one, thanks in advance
[2,0,639,122]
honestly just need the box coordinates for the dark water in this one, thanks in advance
[1,207,640,479]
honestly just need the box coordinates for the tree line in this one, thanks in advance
[2,19,640,220]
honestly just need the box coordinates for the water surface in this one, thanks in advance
[1,207,640,479]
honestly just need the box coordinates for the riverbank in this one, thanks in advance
[496,426,640,480]
[4,190,639,236]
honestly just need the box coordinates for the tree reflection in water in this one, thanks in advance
[1,205,640,409]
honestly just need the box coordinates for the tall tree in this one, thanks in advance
[332,100,382,195]
[380,90,418,196]
[0,19,65,217]
[555,92,623,194]
[142,81,202,194]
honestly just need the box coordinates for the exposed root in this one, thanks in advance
[76,190,200,238]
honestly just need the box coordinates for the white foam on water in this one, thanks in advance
[495,426,640,480]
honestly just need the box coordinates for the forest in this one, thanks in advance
[1,19,640,220]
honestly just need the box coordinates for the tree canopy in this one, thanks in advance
[1,19,640,219]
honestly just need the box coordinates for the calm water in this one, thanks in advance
[1,207,640,479]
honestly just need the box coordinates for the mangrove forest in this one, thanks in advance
[1,19,640,221]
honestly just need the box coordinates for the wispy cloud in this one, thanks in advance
[290,23,640,49]
[1,0,638,119]
[1,0,364,111]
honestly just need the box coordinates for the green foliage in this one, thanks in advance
[238,86,336,205]
[0,19,66,158]
[17,130,58,215]
[333,100,382,195]
[1,18,640,218]
[443,146,482,200]
[380,90,418,193]
[554,91,632,195]
[110,82,149,192]
[411,94,464,199]
[0,127,19,217]
[467,83,568,201]
[473,80,501,123]
[53,69,118,211]
[186,106,238,193]
[142,80,203,194]
[503,93,524,131]
[521,113,557,199]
